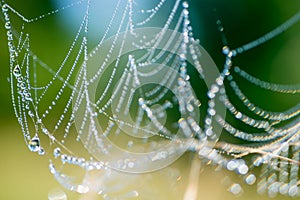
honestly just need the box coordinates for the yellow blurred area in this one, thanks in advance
[0,120,292,200]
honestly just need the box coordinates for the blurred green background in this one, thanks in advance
[0,0,300,199]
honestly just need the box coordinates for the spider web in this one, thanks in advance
[1,0,300,199]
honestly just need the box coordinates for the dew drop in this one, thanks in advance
[182,1,189,8]
[18,82,26,89]
[229,183,242,195]
[77,185,89,194]
[28,135,40,152]
[245,174,256,185]
[237,164,248,175]
[5,21,11,29]
[235,112,242,119]
[288,185,298,197]
[222,46,230,55]
[28,110,34,117]
[183,9,189,16]
[48,188,67,200]
[17,76,23,83]
[128,161,135,168]
[13,65,21,77]
[54,147,61,158]
[38,147,45,155]
[23,91,32,101]
[279,183,289,195]
[208,108,216,116]
[234,66,240,73]
[127,141,133,148]
[227,160,238,171]
[2,4,8,12]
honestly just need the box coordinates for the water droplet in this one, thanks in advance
[182,1,189,8]
[234,66,240,73]
[225,59,232,67]
[235,112,242,119]
[17,76,23,83]
[231,50,237,57]
[128,161,135,168]
[207,91,215,99]
[13,65,21,77]
[7,30,12,38]
[288,185,298,197]
[208,108,216,116]
[5,21,11,29]
[127,141,133,148]
[38,147,45,155]
[183,9,189,16]
[227,160,238,171]
[279,183,289,195]
[24,92,33,101]
[54,147,61,158]
[48,188,67,200]
[237,164,248,175]
[245,174,256,185]
[28,135,40,152]
[28,110,34,117]
[2,4,8,12]
[17,82,26,89]
[229,183,242,195]
[186,104,194,112]
[222,46,230,55]
[76,185,89,194]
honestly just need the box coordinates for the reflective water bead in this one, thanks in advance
[18,82,26,89]
[128,161,135,168]
[279,183,289,195]
[229,183,242,195]
[288,185,298,197]
[207,91,215,99]
[28,110,34,117]
[24,92,33,101]
[231,50,237,57]
[245,174,256,185]
[237,164,248,175]
[49,164,56,174]
[53,147,61,158]
[183,9,189,16]
[28,135,40,152]
[216,76,224,86]
[13,65,21,77]
[208,108,216,116]
[48,188,67,200]
[2,4,8,12]
[222,46,230,55]
[77,185,89,194]
[235,112,242,119]
[234,66,240,73]
[5,21,11,29]
[225,59,232,67]
[17,76,23,83]
[7,30,13,40]
[226,160,238,171]
[38,147,45,155]
[182,1,189,8]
